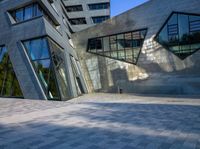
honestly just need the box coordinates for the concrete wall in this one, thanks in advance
[63,0,110,32]
[72,0,200,95]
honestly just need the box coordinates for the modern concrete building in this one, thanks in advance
[72,0,200,95]
[0,0,88,100]
[62,0,110,32]
[0,0,200,101]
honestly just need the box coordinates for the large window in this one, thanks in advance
[11,3,42,22]
[92,16,110,24]
[155,12,200,59]
[65,5,83,12]
[0,46,23,98]
[88,3,110,10]
[23,37,70,100]
[87,29,147,64]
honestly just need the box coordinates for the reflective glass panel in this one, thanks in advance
[24,38,50,60]
[87,29,147,64]
[24,5,33,20]
[155,12,200,59]
[48,39,70,99]
[15,8,23,22]
[0,46,23,97]
[23,38,60,100]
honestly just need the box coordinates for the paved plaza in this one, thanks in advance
[0,93,200,149]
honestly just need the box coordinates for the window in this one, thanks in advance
[11,3,59,31]
[65,5,83,12]
[0,46,23,97]
[88,3,110,10]
[87,29,147,64]
[92,16,110,24]
[23,37,71,100]
[155,12,200,59]
[11,3,42,23]
[69,18,86,25]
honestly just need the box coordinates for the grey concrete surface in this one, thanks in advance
[72,0,200,95]
[0,93,199,149]
[63,0,110,32]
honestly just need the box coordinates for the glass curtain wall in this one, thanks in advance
[0,46,23,97]
[48,39,71,99]
[23,37,70,100]
[155,12,200,59]
[87,29,147,64]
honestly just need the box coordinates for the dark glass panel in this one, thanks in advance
[178,14,189,44]
[2,70,13,96]
[24,38,50,60]
[23,38,60,100]
[88,39,96,52]
[87,29,147,64]
[24,5,33,20]
[157,25,168,45]
[155,12,200,59]
[48,39,70,99]
[15,8,24,22]
[92,16,110,24]
[0,46,23,97]
[33,59,50,85]
[48,69,59,99]
[117,34,125,60]
[11,73,23,97]
[168,13,178,25]
[69,18,86,25]
[88,3,110,10]
[0,46,8,67]
[124,33,133,62]
[110,36,117,58]
[96,38,103,52]
[66,5,83,12]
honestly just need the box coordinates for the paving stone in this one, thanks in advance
[0,94,199,149]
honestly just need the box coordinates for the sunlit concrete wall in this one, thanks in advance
[72,0,200,95]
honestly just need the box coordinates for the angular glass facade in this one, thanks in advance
[23,37,70,100]
[0,46,23,97]
[87,29,147,64]
[155,12,200,59]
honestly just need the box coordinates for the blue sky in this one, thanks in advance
[111,0,149,17]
